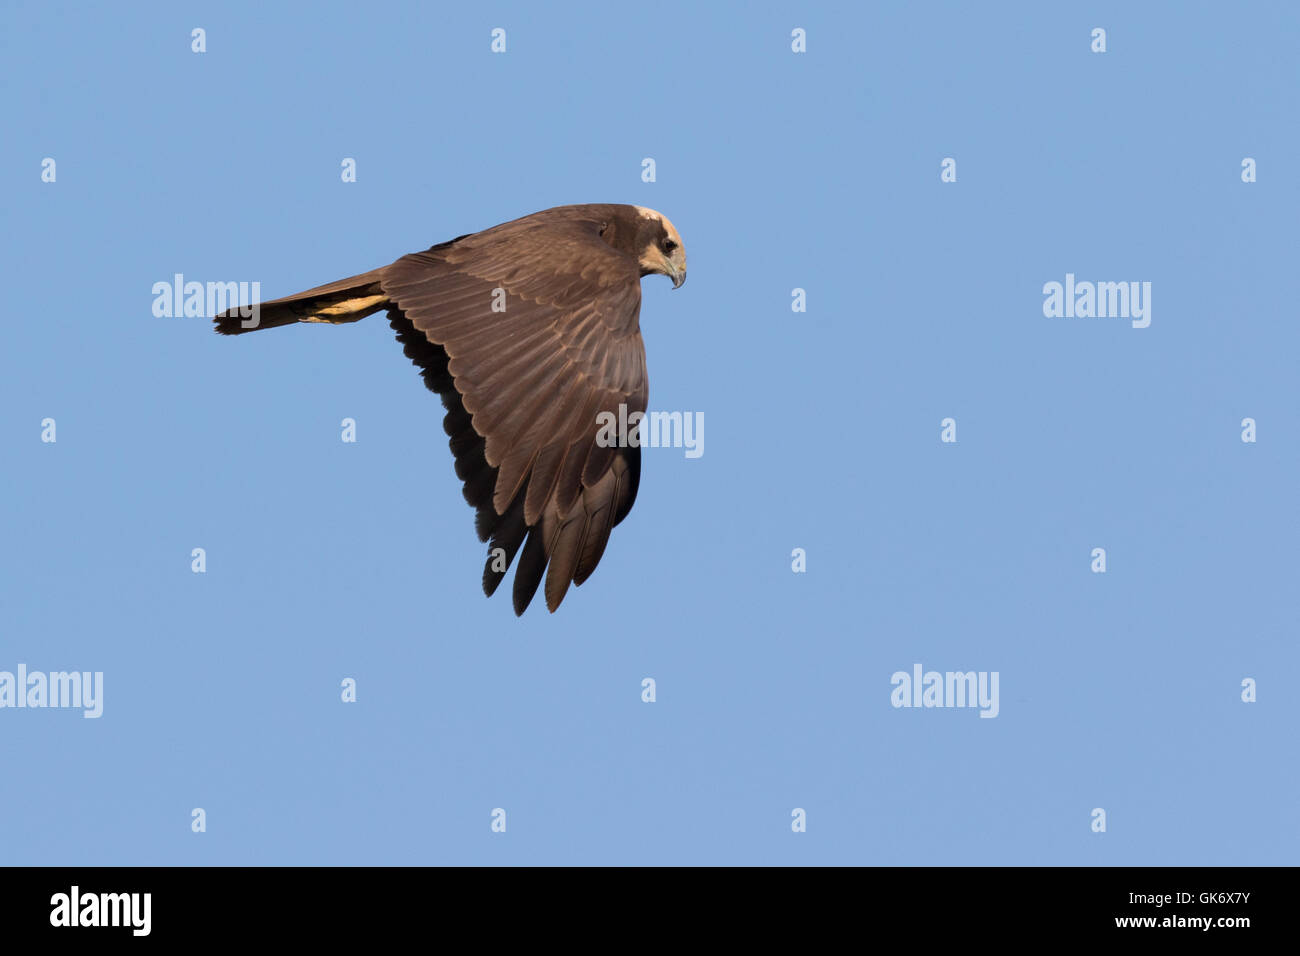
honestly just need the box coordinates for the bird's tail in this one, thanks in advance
[212,267,390,335]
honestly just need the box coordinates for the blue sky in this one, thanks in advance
[1,0,1296,865]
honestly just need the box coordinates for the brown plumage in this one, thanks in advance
[213,204,687,614]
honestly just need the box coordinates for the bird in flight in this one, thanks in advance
[214,203,687,615]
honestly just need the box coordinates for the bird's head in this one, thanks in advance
[632,206,687,289]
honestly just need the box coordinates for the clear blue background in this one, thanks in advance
[1,0,1295,865]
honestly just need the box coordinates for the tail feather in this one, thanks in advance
[212,267,389,335]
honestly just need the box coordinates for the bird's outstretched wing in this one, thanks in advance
[381,211,648,614]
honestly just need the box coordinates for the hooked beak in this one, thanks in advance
[667,261,686,289]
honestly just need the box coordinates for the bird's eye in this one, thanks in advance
[663,239,677,252]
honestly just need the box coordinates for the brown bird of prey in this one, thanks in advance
[214,203,686,615]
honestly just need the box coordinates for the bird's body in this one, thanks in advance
[214,203,686,614]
